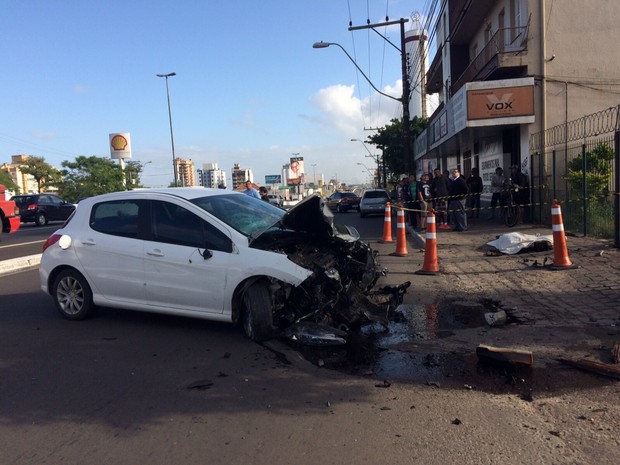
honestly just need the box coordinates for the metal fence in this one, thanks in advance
[530,105,620,246]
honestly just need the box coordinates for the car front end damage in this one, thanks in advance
[251,195,410,345]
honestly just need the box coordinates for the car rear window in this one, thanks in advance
[11,195,38,206]
[363,191,389,199]
[341,193,358,198]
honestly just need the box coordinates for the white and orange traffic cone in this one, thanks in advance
[416,210,440,275]
[550,199,576,269]
[390,207,408,257]
[380,202,393,243]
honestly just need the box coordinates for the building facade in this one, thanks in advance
[0,155,38,194]
[231,163,254,190]
[197,162,227,188]
[416,0,620,184]
[174,158,196,187]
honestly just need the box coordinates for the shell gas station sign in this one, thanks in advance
[109,132,132,159]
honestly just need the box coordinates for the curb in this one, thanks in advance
[0,254,42,276]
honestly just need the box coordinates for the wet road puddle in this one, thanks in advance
[297,299,538,395]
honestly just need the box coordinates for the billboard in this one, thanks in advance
[109,132,132,159]
[265,174,282,184]
[289,156,305,184]
[467,85,534,121]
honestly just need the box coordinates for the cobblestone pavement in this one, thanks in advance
[369,214,620,367]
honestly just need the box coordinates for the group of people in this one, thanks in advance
[242,180,272,203]
[392,164,529,232]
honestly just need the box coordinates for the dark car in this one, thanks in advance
[325,191,361,213]
[11,193,76,226]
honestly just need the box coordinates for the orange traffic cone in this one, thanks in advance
[380,202,393,243]
[416,210,440,275]
[550,199,576,269]
[390,207,408,257]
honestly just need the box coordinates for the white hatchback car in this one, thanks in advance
[40,189,408,343]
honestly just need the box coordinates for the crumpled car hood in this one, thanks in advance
[279,194,360,241]
[249,193,410,346]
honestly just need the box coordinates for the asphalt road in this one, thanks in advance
[1,212,618,465]
[0,223,57,261]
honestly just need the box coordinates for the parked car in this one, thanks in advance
[359,189,391,218]
[266,193,283,207]
[39,189,409,344]
[11,193,76,226]
[325,191,360,213]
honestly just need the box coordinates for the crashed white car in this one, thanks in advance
[40,189,408,344]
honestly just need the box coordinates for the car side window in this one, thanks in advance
[150,201,232,252]
[90,200,142,238]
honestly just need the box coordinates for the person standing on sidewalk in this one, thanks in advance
[466,167,483,218]
[510,164,529,223]
[417,173,432,231]
[490,167,505,219]
[407,174,419,229]
[431,168,450,229]
[449,168,468,231]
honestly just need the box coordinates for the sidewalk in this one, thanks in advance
[370,214,620,365]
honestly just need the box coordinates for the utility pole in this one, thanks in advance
[349,18,412,173]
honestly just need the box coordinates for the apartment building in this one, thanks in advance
[415,0,620,182]
[174,158,196,187]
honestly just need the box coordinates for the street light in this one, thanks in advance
[156,72,178,187]
[351,138,381,188]
[314,34,412,173]
[357,162,374,187]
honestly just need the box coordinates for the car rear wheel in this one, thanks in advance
[337,204,343,213]
[35,212,48,226]
[52,269,95,320]
[242,282,274,342]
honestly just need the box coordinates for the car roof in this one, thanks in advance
[75,187,241,205]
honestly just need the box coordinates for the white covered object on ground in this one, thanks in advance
[486,232,553,255]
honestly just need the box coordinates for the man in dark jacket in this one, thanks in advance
[449,168,468,231]
[466,167,483,218]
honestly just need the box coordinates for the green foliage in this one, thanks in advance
[20,156,63,193]
[566,142,614,195]
[0,170,20,194]
[366,116,428,180]
[57,156,126,202]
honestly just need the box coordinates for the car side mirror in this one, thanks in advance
[201,249,213,260]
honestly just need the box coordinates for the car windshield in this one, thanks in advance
[191,193,285,237]
[342,193,358,198]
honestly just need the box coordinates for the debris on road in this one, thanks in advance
[557,358,620,380]
[476,344,534,366]
[484,310,507,327]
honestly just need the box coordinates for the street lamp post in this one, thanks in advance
[357,162,374,187]
[156,72,178,187]
[313,29,412,173]
[351,138,381,188]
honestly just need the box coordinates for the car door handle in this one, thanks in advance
[81,239,97,246]
[146,249,165,257]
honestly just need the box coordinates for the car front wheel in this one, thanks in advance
[35,212,48,226]
[242,282,274,342]
[52,269,95,320]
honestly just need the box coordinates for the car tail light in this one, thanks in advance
[13,206,19,216]
[42,234,62,252]
[27,203,37,210]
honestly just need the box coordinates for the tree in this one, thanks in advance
[566,141,614,196]
[19,156,63,193]
[57,156,126,202]
[366,116,428,181]
[0,170,20,194]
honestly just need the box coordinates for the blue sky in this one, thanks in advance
[2,0,432,188]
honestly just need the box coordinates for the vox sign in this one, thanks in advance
[467,85,534,120]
